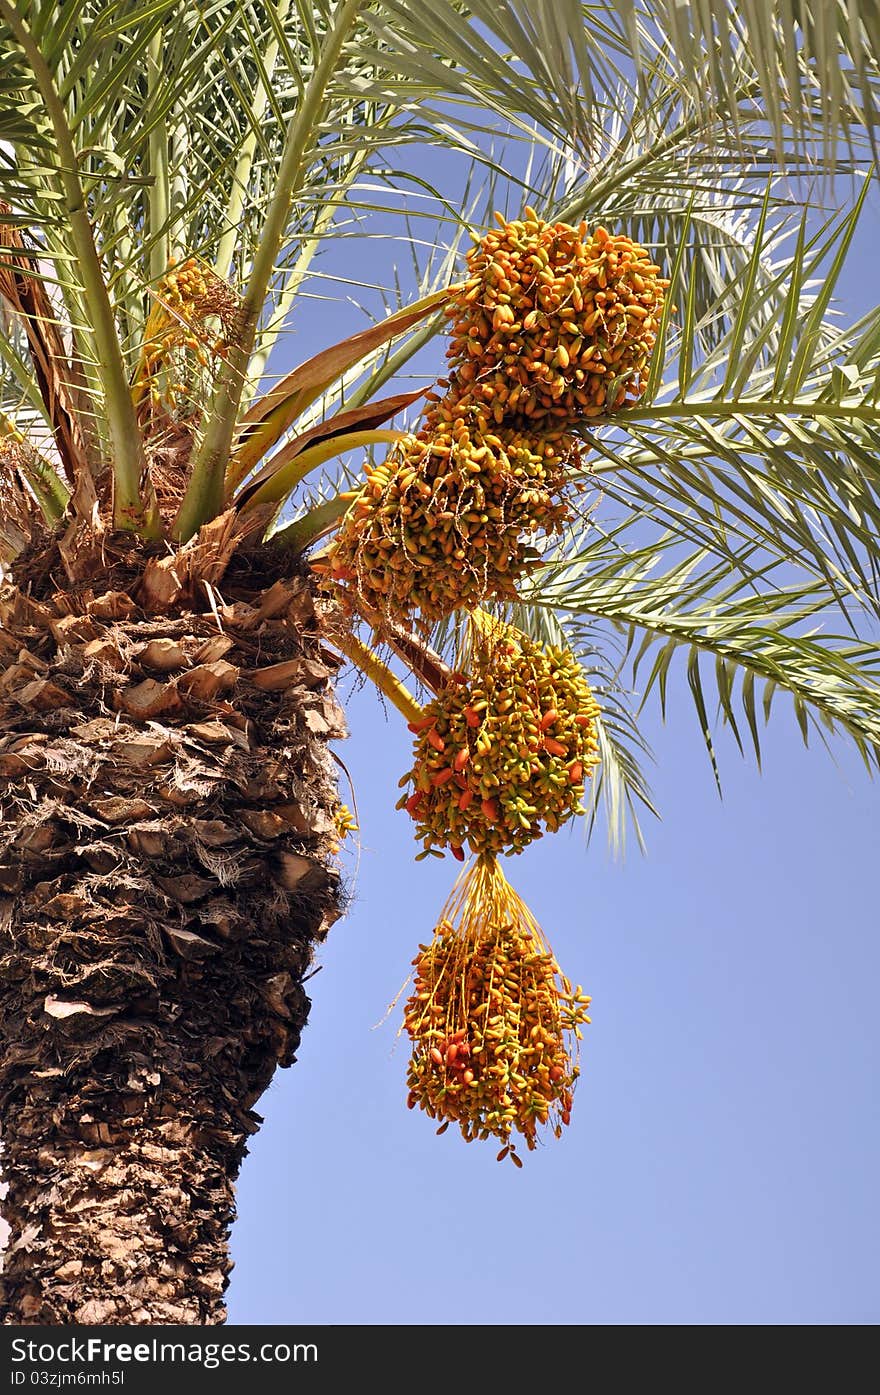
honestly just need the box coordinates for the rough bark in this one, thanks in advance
[0,542,346,1323]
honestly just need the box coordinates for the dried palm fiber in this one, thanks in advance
[439,209,669,424]
[318,412,583,625]
[398,610,600,858]
[404,855,591,1163]
[0,433,42,566]
[0,531,347,1324]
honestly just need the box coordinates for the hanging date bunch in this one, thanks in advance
[131,257,240,424]
[320,209,667,629]
[404,855,592,1164]
[320,415,583,624]
[398,610,600,858]
[442,208,669,422]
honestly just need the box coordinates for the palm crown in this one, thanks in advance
[1,1,878,853]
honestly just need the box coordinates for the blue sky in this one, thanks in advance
[226,151,879,1324]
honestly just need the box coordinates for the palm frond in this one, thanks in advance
[365,1,880,173]
[524,519,880,790]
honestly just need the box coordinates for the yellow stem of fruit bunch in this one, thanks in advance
[404,853,592,1165]
[331,629,424,726]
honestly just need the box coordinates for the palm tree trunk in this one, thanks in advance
[0,537,345,1323]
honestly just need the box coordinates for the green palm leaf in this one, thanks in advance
[511,519,880,843]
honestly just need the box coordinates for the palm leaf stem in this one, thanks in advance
[175,0,364,541]
[0,0,151,533]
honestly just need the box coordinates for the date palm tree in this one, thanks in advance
[0,0,878,1324]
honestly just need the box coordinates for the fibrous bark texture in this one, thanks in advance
[0,541,346,1323]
